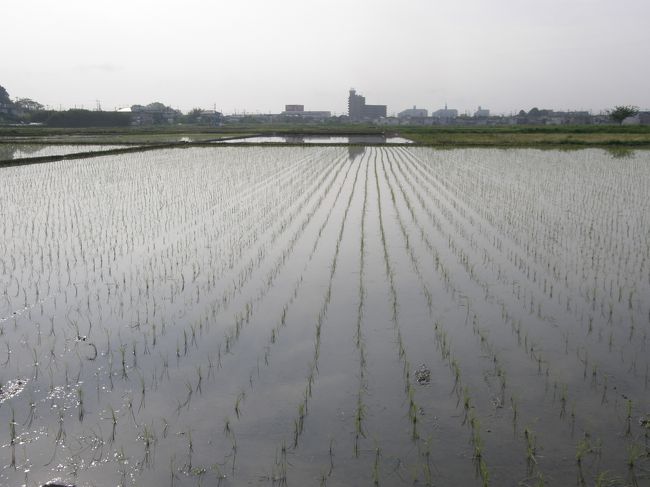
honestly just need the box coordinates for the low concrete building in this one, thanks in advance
[431,105,458,122]
[198,110,223,125]
[398,106,428,119]
[281,105,331,120]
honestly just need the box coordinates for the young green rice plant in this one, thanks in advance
[106,405,118,443]
[9,408,16,468]
[575,434,602,486]
[356,442,377,486]
[77,386,84,422]
[420,437,433,486]
[524,427,537,475]
[170,454,177,487]
[627,441,643,471]
[119,343,128,379]
[23,396,37,428]
[186,429,194,473]
[461,387,472,425]
[223,416,233,441]
[140,422,156,468]
[55,408,66,445]
[195,365,203,395]
[354,393,366,457]
[274,440,288,484]
[125,394,138,426]
[559,383,568,418]
[298,398,306,432]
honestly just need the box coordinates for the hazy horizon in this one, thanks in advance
[3,0,649,115]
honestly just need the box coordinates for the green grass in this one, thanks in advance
[2,122,650,147]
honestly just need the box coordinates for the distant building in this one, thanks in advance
[130,103,180,125]
[431,104,458,121]
[280,104,331,120]
[474,106,490,117]
[516,109,592,125]
[398,106,428,119]
[348,89,387,121]
[197,110,223,125]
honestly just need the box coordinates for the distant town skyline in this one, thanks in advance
[3,0,649,115]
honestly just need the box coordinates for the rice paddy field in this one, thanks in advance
[1,146,649,486]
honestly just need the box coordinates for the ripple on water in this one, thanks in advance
[0,378,27,404]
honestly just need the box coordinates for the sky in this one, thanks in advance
[2,0,649,115]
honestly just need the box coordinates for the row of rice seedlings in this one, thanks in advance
[400,149,582,329]
[0,149,314,400]
[182,152,349,370]
[388,152,602,479]
[388,152,620,484]
[353,158,370,459]
[121,152,353,481]
[289,150,365,452]
[159,150,355,484]
[0,148,308,325]
[373,152,433,470]
[4,147,314,342]
[377,150,491,483]
[0,149,341,485]
[101,151,336,382]
[113,149,335,361]
[393,149,649,480]
[213,155,363,484]
[392,150,632,412]
[378,152,494,485]
[404,147,645,333]
[248,154,359,391]
[119,153,351,468]
[402,149,650,447]
[410,148,649,366]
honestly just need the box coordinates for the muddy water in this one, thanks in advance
[0,147,648,486]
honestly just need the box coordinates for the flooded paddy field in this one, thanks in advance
[216,135,413,144]
[0,144,128,162]
[0,146,649,486]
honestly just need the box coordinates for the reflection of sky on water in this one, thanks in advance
[0,144,126,160]
[217,135,413,144]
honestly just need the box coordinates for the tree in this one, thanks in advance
[14,98,44,112]
[610,105,639,124]
[0,84,11,105]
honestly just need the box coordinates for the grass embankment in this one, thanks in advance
[396,125,650,147]
[2,123,650,147]
[0,126,252,144]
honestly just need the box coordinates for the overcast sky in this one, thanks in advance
[3,0,649,115]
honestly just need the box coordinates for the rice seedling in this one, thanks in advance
[372,446,381,486]
[524,427,538,475]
